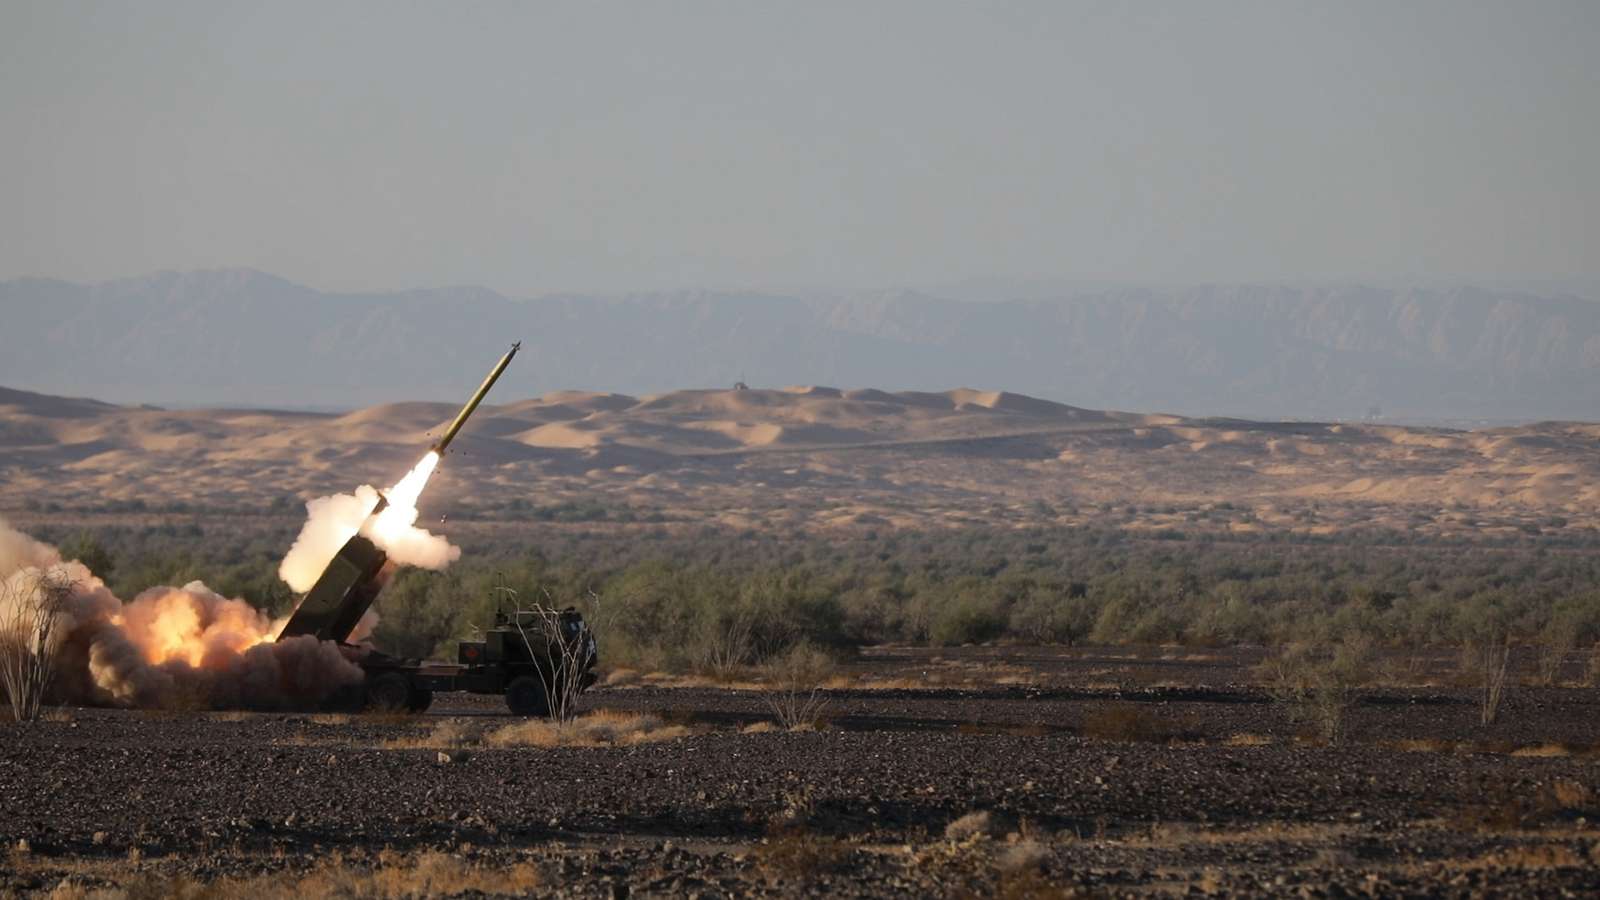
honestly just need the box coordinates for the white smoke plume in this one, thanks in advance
[0,518,363,710]
[278,451,460,593]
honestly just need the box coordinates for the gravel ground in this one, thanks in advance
[3,648,1599,897]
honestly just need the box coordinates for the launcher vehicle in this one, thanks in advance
[275,343,598,715]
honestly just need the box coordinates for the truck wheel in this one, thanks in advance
[407,688,434,713]
[366,672,412,712]
[505,676,550,717]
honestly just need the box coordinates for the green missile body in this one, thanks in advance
[432,341,520,454]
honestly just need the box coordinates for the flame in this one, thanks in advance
[366,451,440,546]
[118,582,285,669]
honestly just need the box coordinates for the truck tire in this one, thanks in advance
[505,675,551,717]
[407,687,434,714]
[365,672,412,712]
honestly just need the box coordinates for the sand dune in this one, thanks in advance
[1,383,1597,537]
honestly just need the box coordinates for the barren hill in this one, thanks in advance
[3,384,1597,539]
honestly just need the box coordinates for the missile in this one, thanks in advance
[277,343,522,644]
[369,341,521,516]
[432,341,520,454]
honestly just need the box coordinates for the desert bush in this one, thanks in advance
[1473,634,1512,726]
[762,641,833,730]
[1534,616,1579,685]
[1260,634,1371,743]
[930,593,1007,646]
[35,517,1600,665]
[1008,589,1096,645]
[691,608,755,680]
[502,602,597,723]
[0,568,74,722]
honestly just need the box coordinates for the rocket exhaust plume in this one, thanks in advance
[0,518,362,710]
[278,342,518,594]
[278,450,457,594]
[0,344,521,710]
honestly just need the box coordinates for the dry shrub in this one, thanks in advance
[756,827,851,879]
[47,851,541,900]
[1080,704,1175,743]
[381,719,478,750]
[693,612,754,681]
[486,709,688,748]
[741,720,778,734]
[317,850,540,898]
[1450,778,1594,832]
[1468,844,1591,870]
[996,839,1049,872]
[762,642,833,731]
[0,567,73,723]
[1534,620,1578,686]
[1549,778,1592,811]
[995,870,1080,900]
[945,811,994,841]
[1477,638,1511,726]
[1259,636,1371,743]
[1390,738,1456,753]
[1510,743,1572,758]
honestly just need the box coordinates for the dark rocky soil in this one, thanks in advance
[3,647,1599,897]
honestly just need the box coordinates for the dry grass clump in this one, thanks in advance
[996,839,1050,873]
[1448,778,1595,832]
[1389,738,1457,753]
[945,811,994,841]
[755,827,852,878]
[1080,704,1176,743]
[1510,743,1572,758]
[1222,732,1273,747]
[47,850,541,900]
[1549,778,1592,811]
[486,709,689,748]
[380,719,478,750]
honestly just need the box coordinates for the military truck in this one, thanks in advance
[279,532,598,715]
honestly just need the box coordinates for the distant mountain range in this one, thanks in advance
[3,269,1598,421]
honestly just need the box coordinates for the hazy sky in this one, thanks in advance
[2,1,1595,295]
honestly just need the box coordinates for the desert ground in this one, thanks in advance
[4,384,1600,897]
[5,647,1600,898]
